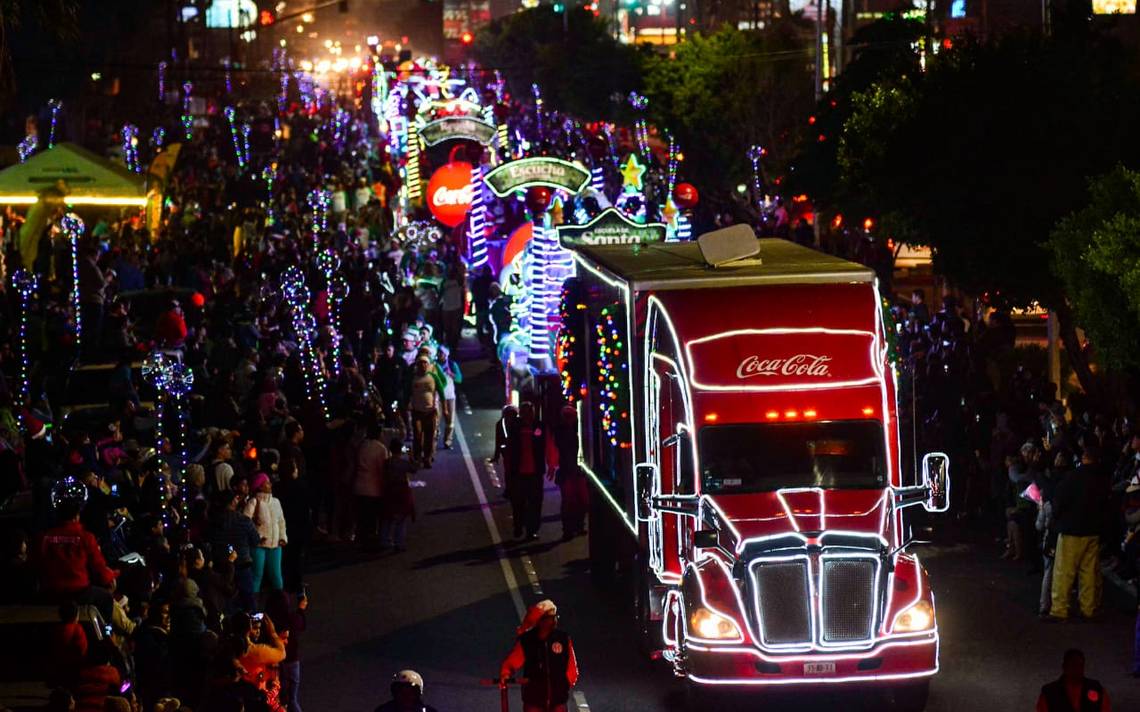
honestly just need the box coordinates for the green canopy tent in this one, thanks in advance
[0,143,147,269]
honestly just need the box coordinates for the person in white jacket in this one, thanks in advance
[244,471,288,595]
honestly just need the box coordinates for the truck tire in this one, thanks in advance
[888,681,930,712]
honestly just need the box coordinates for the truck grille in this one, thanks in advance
[751,560,812,645]
[820,559,877,643]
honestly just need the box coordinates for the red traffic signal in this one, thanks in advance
[258,9,275,25]
[460,31,474,45]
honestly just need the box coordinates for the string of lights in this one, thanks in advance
[60,214,85,353]
[181,82,194,141]
[48,99,62,148]
[122,124,141,173]
[11,270,37,404]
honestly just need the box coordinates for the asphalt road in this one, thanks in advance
[302,366,1140,712]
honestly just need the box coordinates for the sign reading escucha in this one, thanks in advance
[483,157,590,197]
[556,207,667,247]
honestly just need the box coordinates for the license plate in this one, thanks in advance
[803,662,836,675]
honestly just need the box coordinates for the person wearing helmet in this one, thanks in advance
[375,669,437,712]
[37,477,118,622]
[500,600,579,712]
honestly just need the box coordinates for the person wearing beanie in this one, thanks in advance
[243,472,288,597]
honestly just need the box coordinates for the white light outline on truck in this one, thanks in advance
[684,327,880,393]
[682,558,746,645]
[887,555,927,634]
[573,253,640,501]
[748,554,817,651]
[576,399,638,536]
[816,551,883,649]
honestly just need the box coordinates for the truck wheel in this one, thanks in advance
[888,681,930,712]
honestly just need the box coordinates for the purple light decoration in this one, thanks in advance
[223,58,233,95]
[12,270,37,403]
[60,214,84,352]
[223,107,248,171]
[122,124,141,173]
[181,82,194,141]
[281,268,330,420]
[279,71,290,115]
[468,165,488,268]
[17,134,37,163]
[152,127,165,151]
[667,135,680,197]
[142,351,174,470]
[307,189,331,251]
[47,99,62,148]
[590,166,605,193]
[157,61,167,103]
[747,144,765,209]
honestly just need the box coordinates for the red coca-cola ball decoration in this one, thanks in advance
[525,186,553,214]
[673,182,699,210]
[426,161,475,227]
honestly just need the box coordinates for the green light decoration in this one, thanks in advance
[557,279,587,403]
[595,304,630,448]
[881,296,902,368]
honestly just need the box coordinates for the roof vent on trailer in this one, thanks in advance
[696,224,761,268]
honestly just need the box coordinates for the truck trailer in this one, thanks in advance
[555,235,948,709]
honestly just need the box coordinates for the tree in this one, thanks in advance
[1048,168,1140,388]
[641,24,814,209]
[473,7,643,123]
[787,13,924,212]
[834,27,1140,395]
[0,0,78,107]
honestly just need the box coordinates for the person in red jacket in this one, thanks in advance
[154,300,188,349]
[38,491,118,622]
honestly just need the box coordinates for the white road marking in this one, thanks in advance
[456,417,526,619]
[458,415,592,712]
[521,556,544,596]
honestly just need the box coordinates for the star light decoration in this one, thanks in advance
[620,154,647,193]
[400,221,443,251]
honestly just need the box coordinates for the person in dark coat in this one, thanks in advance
[207,490,260,612]
[276,455,312,594]
[503,402,546,540]
[554,405,587,540]
[1047,445,1110,621]
[500,600,579,712]
[1036,648,1111,712]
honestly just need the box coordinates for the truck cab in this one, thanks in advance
[562,238,948,709]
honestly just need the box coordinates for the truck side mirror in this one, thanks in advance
[635,463,658,522]
[921,452,950,513]
[693,529,719,549]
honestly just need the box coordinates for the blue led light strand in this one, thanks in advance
[12,270,37,404]
[60,214,85,353]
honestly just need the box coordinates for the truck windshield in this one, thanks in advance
[699,421,887,494]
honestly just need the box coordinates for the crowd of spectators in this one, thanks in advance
[0,84,481,712]
[887,285,1140,639]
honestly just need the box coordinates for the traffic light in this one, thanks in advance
[553,2,565,10]
[460,31,474,45]
[258,9,275,25]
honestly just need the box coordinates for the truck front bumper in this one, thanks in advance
[684,634,938,687]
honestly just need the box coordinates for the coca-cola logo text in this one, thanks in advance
[736,354,832,379]
[432,184,474,207]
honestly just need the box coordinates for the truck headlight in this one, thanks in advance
[689,607,742,640]
[894,600,934,632]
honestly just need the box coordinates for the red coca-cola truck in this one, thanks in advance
[558,236,948,710]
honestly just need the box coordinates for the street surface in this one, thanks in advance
[302,361,1140,712]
